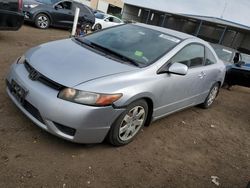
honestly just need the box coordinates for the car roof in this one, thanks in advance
[134,23,196,40]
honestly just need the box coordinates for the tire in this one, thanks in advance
[200,83,220,109]
[94,24,102,31]
[108,100,148,146]
[35,13,50,29]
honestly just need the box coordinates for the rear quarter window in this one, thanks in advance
[205,47,217,65]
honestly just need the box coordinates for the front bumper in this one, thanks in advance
[6,62,125,144]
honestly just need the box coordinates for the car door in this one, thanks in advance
[51,0,74,27]
[154,43,207,117]
[230,64,250,87]
[102,16,116,29]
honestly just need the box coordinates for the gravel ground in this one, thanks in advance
[0,25,250,188]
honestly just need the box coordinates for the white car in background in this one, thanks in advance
[92,12,124,31]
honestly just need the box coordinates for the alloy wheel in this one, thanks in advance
[37,16,49,29]
[119,106,145,141]
[207,86,219,106]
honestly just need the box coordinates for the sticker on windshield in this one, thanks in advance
[138,31,146,35]
[222,49,232,54]
[134,51,144,57]
[159,34,180,43]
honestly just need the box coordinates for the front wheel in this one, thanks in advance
[201,83,220,109]
[108,100,148,146]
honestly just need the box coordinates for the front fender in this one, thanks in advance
[113,92,156,108]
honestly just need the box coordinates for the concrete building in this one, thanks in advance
[122,0,250,53]
[77,0,123,14]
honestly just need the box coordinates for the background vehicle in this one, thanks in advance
[210,43,241,70]
[211,43,250,88]
[6,24,225,146]
[93,12,124,31]
[225,53,250,88]
[23,0,95,29]
[0,0,24,30]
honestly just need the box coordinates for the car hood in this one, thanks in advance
[25,39,137,87]
[23,0,41,5]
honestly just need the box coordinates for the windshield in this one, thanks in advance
[211,45,234,62]
[95,13,105,19]
[83,24,181,66]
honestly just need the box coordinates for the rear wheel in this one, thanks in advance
[201,83,220,108]
[35,14,50,29]
[108,100,148,146]
[94,24,102,31]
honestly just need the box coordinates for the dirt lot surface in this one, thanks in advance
[0,25,249,188]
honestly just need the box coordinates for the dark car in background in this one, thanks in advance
[0,0,24,30]
[211,43,250,88]
[23,0,95,29]
[226,53,250,88]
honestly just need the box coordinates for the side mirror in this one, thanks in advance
[55,5,63,10]
[104,18,109,22]
[158,62,188,75]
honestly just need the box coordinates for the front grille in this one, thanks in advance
[54,122,76,136]
[24,60,64,90]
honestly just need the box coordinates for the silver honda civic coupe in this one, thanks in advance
[6,23,225,146]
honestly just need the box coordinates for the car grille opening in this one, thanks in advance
[54,122,76,136]
[24,60,64,90]
[23,100,45,124]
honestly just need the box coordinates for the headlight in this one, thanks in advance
[16,55,25,64]
[58,88,122,106]
[24,4,38,8]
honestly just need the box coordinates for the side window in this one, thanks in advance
[104,17,110,22]
[57,1,72,10]
[205,47,217,65]
[113,18,121,23]
[106,17,114,22]
[170,44,205,68]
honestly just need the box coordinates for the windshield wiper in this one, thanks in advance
[90,42,140,67]
[74,37,140,67]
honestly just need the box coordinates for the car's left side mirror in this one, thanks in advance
[158,62,188,75]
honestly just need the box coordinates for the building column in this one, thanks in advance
[219,26,227,44]
[195,20,203,36]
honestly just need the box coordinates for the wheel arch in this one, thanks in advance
[114,93,155,127]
